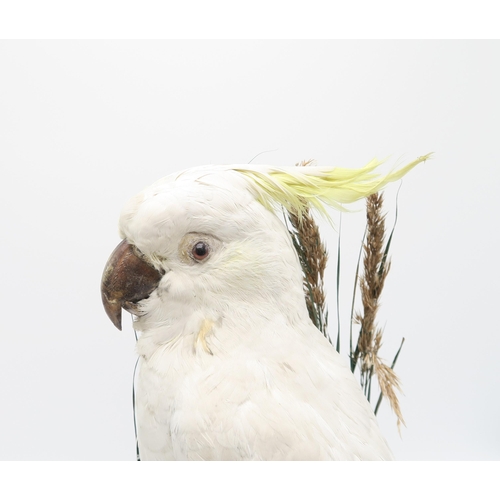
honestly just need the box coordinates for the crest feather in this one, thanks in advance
[235,154,432,219]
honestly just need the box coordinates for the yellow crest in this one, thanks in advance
[235,154,432,219]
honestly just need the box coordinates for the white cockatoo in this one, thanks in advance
[101,155,430,460]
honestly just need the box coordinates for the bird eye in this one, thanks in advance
[192,241,209,261]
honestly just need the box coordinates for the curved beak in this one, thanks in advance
[101,239,164,330]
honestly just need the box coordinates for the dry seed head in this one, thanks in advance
[354,192,404,427]
[287,159,329,336]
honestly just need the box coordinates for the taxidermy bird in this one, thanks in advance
[101,155,429,460]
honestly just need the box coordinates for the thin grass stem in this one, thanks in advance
[132,319,141,461]
[336,211,342,353]
[379,182,402,278]
[350,226,367,372]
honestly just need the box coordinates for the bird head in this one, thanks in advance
[101,156,431,334]
[101,165,308,332]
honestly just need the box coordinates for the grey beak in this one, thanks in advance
[101,239,164,330]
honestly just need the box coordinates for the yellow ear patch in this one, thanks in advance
[236,154,432,219]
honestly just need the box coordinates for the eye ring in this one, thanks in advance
[192,241,209,261]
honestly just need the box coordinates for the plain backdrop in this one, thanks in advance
[1,40,499,460]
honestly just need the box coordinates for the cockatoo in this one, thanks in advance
[101,155,430,460]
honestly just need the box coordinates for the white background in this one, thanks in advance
[1,40,499,460]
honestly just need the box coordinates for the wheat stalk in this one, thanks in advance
[287,160,329,341]
[352,192,405,430]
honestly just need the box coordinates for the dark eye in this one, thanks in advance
[192,241,209,261]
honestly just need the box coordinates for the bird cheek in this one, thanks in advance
[165,273,196,302]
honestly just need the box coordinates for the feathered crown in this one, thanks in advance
[235,154,432,219]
